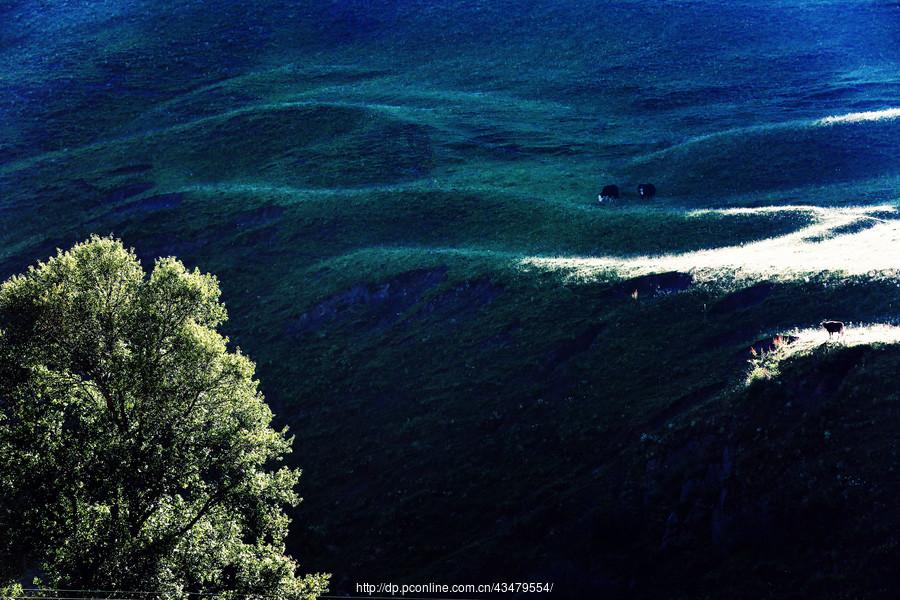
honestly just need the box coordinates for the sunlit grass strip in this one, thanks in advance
[686,205,894,218]
[522,204,900,281]
[817,107,900,126]
[745,324,900,385]
[785,323,900,353]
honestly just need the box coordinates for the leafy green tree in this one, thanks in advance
[0,236,328,598]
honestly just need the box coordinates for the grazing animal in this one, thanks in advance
[638,183,657,200]
[821,320,845,337]
[599,184,620,202]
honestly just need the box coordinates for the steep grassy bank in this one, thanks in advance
[268,258,900,593]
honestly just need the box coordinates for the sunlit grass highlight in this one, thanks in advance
[522,204,900,282]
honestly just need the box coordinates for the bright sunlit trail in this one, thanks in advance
[817,107,900,126]
[522,204,900,281]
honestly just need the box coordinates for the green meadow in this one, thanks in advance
[7,1,900,596]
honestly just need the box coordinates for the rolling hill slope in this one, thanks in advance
[5,1,900,597]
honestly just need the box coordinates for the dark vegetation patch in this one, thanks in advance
[475,318,523,351]
[231,205,286,229]
[705,325,766,350]
[614,271,693,299]
[802,217,887,243]
[540,322,606,377]
[100,181,155,205]
[710,282,775,315]
[288,267,449,335]
[777,344,869,412]
[409,278,502,324]
[107,163,154,176]
[646,381,728,430]
[228,225,282,249]
[39,178,101,201]
[533,322,607,403]
[113,193,183,215]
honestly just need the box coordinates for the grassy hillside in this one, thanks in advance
[608,336,900,598]
[6,1,900,597]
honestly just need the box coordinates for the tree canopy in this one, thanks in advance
[0,236,327,598]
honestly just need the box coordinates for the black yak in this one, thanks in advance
[821,320,845,337]
[638,183,657,200]
[599,184,620,202]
